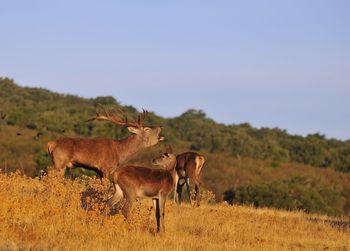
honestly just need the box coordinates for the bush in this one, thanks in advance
[34,151,52,176]
[223,176,345,216]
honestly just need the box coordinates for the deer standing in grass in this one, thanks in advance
[175,152,205,206]
[47,108,164,178]
[107,152,177,232]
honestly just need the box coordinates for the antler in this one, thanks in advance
[137,109,147,126]
[88,105,147,128]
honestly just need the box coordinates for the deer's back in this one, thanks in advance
[176,152,205,178]
[116,166,174,197]
[53,137,119,167]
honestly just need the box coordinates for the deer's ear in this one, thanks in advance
[127,127,141,134]
[165,144,174,154]
[143,127,152,132]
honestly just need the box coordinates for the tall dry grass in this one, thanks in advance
[0,171,349,250]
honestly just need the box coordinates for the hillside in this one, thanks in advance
[0,173,349,250]
[1,77,350,216]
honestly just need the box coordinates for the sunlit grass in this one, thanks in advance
[0,172,349,250]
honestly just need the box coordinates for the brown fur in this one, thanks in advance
[108,153,177,232]
[47,126,163,178]
[175,152,205,206]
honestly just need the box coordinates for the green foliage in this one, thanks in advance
[65,167,100,179]
[330,147,350,172]
[2,77,350,216]
[224,177,345,216]
[270,161,280,169]
[1,77,350,172]
[34,151,51,176]
[168,107,350,172]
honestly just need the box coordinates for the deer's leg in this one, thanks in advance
[193,177,203,206]
[153,198,161,231]
[194,184,200,206]
[173,174,179,204]
[51,153,69,177]
[177,182,184,204]
[59,167,66,177]
[185,178,191,203]
[159,195,166,232]
[67,162,75,179]
[99,169,108,185]
[121,194,134,219]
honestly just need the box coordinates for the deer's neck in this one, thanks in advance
[115,135,144,164]
[166,159,177,184]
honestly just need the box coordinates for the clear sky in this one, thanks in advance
[1,1,349,140]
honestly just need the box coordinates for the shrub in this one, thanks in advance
[224,176,345,216]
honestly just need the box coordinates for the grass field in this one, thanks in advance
[0,171,349,250]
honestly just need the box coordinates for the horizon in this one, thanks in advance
[1,1,349,140]
[3,77,345,141]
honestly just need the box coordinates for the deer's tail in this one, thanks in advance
[195,155,205,177]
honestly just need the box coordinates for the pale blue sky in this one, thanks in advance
[1,1,349,139]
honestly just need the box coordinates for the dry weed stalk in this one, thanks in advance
[0,172,349,250]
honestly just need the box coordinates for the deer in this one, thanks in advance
[107,152,177,232]
[174,152,205,206]
[46,107,164,179]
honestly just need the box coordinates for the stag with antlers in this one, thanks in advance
[47,107,164,178]
[107,152,177,232]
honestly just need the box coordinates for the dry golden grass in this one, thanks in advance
[0,172,349,251]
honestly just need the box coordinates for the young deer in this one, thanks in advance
[107,152,177,232]
[47,107,164,178]
[175,152,205,206]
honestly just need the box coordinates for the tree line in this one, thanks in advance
[1,77,350,173]
[1,77,350,216]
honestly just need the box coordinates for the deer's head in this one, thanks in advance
[128,125,163,147]
[88,106,164,147]
[152,152,176,170]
